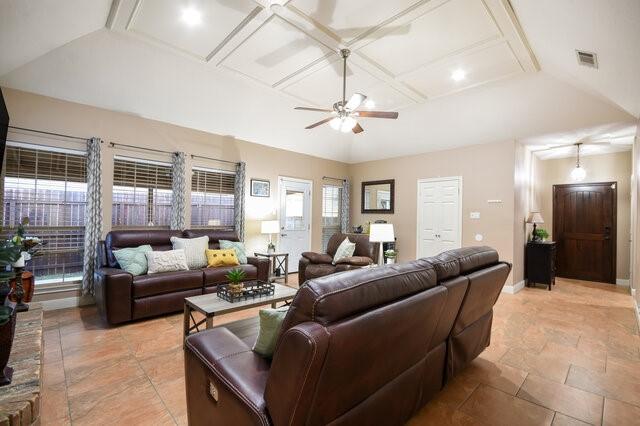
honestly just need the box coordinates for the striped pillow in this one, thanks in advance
[170,236,209,269]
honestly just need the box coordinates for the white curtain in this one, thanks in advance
[82,138,102,296]
[234,162,246,241]
[170,152,187,230]
[341,179,350,233]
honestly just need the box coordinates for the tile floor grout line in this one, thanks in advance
[57,325,74,426]
[121,320,181,426]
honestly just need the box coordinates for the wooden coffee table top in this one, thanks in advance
[185,283,298,316]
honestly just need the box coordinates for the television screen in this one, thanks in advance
[0,88,8,174]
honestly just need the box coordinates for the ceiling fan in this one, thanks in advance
[294,49,399,134]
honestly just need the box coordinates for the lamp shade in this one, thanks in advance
[369,223,395,242]
[261,220,280,234]
[526,212,544,224]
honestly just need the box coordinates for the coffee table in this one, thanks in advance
[183,282,298,342]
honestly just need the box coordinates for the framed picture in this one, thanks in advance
[251,179,270,197]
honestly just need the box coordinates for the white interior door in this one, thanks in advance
[279,177,312,273]
[417,177,462,258]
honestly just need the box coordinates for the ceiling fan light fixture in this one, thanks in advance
[330,116,357,133]
[364,99,376,109]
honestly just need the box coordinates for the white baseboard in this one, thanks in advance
[39,295,94,311]
[616,279,630,287]
[502,280,526,295]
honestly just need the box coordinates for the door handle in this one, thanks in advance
[604,226,611,240]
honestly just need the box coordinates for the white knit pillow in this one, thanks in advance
[170,236,209,269]
[145,249,189,274]
[332,237,356,265]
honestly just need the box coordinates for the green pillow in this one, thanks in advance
[253,306,289,358]
[219,240,247,264]
[113,245,153,276]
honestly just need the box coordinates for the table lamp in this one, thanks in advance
[369,223,395,266]
[526,212,544,242]
[261,220,279,253]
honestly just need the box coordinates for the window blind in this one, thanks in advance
[322,184,342,251]
[112,157,173,227]
[2,145,87,283]
[191,168,235,228]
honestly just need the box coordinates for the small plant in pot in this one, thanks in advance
[226,269,247,295]
[384,249,398,264]
[532,227,549,242]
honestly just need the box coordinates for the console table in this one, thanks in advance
[0,303,43,425]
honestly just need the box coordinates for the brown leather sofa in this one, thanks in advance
[184,246,511,425]
[95,229,269,324]
[298,232,378,284]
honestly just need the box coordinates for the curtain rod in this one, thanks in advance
[109,142,175,156]
[323,175,346,182]
[8,125,89,142]
[191,154,239,166]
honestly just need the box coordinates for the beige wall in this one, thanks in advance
[535,151,632,280]
[513,142,534,284]
[2,88,349,257]
[350,140,517,285]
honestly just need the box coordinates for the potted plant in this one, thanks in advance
[9,217,44,304]
[0,237,25,386]
[532,228,549,242]
[226,269,247,295]
[384,249,398,264]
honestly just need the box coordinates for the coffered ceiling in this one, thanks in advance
[108,0,538,111]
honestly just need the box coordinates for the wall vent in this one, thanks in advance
[576,50,598,68]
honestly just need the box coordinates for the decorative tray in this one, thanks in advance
[217,281,275,303]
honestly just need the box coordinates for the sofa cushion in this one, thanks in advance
[301,252,333,264]
[170,236,209,269]
[206,249,240,267]
[132,270,204,298]
[203,264,257,287]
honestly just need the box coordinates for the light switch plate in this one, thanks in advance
[470,212,480,219]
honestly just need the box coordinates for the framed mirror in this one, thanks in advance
[361,179,395,214]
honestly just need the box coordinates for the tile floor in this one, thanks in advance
[39,277,640,425]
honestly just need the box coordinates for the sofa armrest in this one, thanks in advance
[335,256,372,266]
[94,267,133,325]
[301,252,333,264]
[246,256,270,282]
[184,328,271,426]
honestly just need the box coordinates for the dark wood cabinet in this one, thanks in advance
[526,241,556,291]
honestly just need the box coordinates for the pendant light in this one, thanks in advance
[570,143,586,182]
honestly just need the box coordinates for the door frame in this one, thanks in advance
[416,176,463,258]
[552,181,617,284]
[278,176,313,254]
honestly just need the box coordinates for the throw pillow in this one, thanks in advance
[170,236,209,269]
[206,249,240,267]
[145,249,189,274]
[253,306,289,358]
[113,245,153,276]
[219,240,248,264]
[332,237,356,265]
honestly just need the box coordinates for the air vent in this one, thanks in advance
[576,50,598,68]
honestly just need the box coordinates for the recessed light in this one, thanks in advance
[364,99,376,109]
[451,69,466,82]
[181,7,202,27]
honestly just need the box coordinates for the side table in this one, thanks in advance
[254,252,289,284]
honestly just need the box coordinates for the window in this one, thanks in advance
[2,144,87,284]
[322,184,342,251]
[190,167,235,228]
[112,157,173,228]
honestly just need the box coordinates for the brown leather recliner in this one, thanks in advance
[184,246,511,426]
[94,229,270,324]
[298,232,378,284]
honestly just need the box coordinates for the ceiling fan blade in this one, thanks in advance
[295,106,333,113]
[305,116,334,129]
[345,93,366,111]
[356,111,399,119]
[352,123,364,134]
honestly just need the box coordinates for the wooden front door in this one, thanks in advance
[553,182,616,284]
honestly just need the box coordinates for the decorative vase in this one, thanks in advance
[0,307,17,386]
[386,258,396,265]
[9,272,35,303]
[229,282,244,295]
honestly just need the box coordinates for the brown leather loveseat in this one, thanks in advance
[298,232,378,283]
[95,229,269,324]
[184,246,511,425]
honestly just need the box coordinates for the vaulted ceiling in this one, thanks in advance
[0,0,638,163]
